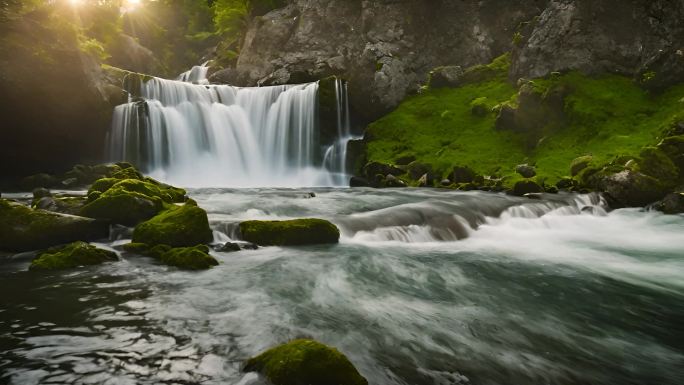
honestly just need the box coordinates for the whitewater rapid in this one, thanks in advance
[1,189,683,385]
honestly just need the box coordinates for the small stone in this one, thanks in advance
[515,164,536,178]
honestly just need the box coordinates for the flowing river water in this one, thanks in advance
[1,188,683,385]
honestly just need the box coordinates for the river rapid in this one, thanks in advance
[1,188,683,385]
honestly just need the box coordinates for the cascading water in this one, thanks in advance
[107,68,354,187]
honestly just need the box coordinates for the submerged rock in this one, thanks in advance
[29,241,117,271]
[510,180,544,196]
[244,339,368,385]
[653,192,684,214]
[239,219,340,246]
[132,204,213,247]
[122,242,218,270]
[0,199,109,252]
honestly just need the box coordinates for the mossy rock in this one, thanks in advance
[132,204,213,247]
[597,170,669,207]
[637,147,679,185]
[510,180,543,196]
[29,241,117,271]
[111,167,144,180]
[34,196,88,216]
[122,242,150,254]
[244,339,368,385]
[80,192,162,226]
[159,245,218,270]
[239,219,340,246]
[88,178,119,195]
[570,155,593,176]
[0,199,109,252]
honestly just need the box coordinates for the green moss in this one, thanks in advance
[366,56,684,186]
[239,219,340,246]
[637,147,679,184]
[29,241,117,271]
[244,339,368,385]
[111,167,144,180]
[159,245,218,270]
[132,204,213,247]
[570,155,593,176]
[80,192,163,226]
[88,178,119,195]
[122,242,150,254]
[0,199,109,252]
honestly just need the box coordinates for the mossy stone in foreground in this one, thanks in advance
[0,199,109,252]
[30,241,117,271]
[239,219,340,246]
[132,204,213,247]
[80,192,162,226]
[159,245,218,270]
[244,339,367,385]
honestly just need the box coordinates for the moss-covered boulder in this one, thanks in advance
[244,339,367,385]
[34,196,88,216]
[570,155,594,177]
[160,245,219,270]
[0,199,109,252]
[29,241,118,271]
[597,170,670,207]
[636,147,679,186]
[654,192,684,214]
[122,243,218,270]
[132,204,213,247]
[239,219,340,246]
[510,180,544,196]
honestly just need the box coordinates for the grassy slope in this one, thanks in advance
[365,57,684,186]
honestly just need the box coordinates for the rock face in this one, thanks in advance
[215,0,546,120]
[511,0,684,89]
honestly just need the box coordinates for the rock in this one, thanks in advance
[35,196,87,216]
[451,166,476,184]
[29,241,117,271]
[440,179,452,187]
[384,174,408,188]
[407,162,435,181]
[570,155,593,176]
[495,104,517,131]
[654,192,684,214]
[597,170,669,207]
[122,242,150,254]
[244,339,368,385]
[470,97,490,117]
[556,177,576,190]
[33,188,52,200]
[159,245,219,270]
[637,147,679,186]
[510,180,543,196]
[363,162,405,180]
[239,219,340,246]
[511,0,684,89]
[216,242,241,252]
[0,199,109,252]
[546,186,559,194]
[349,176,370,187]
[428,66,464,88]
[515,164,536,178]
[20,174,58,190]
[394,155,417,165]
[132,204,213,247]
[418,174,429,187]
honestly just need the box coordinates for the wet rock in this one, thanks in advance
[597,170,669,207]
[384,174,408,188]
[407,162,435,181]
[29,241,117,271]
[0,199,109,252]
[33,188,52,201]
[132,204,213,248]
[654,192,684,214]
[556,177,576,190]
[440,179,452,187]
[363,162,405,180]
[451,166,476,184]
[35,196,87,216]
[510,180,543,196]
[349,176,370,187]
[159,245,219,270]
[239,218,340,246]
[515,164,536,178]
[216,242,241,252]
[244,339,368,385]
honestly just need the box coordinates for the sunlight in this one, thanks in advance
[122,0,142,13]
[68,0,83,6]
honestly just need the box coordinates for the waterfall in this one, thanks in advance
[107,69,355,187]
[322,79,359,186]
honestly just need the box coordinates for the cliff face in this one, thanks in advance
[212,0,548,121]
[214,0,684,121]
[511,0,684,90]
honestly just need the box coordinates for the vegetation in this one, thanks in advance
[239,219,340,246]
[29,241,118,271]
[365,55,684,188]
[244,339,368,385]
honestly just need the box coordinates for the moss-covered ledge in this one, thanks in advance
[239,218,340,246]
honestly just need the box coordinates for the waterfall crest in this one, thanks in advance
[107,68,354,187]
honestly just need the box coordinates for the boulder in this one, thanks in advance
[29,241,118,271]
[33,188,52,201]
[570,155,593,176]
[510,180,543,196]
[349,176,370,187]
[0,199,109,252]
[654,192,684,214]
[597,170,669,207]
[132,204,213,247]
[239,219,340,246]
[159,245,219,270]
[407,162,434,181]
[216,242,242,252]
[244,339,368,385]
[515,164,537,178]
[637,147,679,186]
[428,66,464,88]
[384,174,408,188]
[35,196,88,216]
[451,166,476,184]
[363,162,405,180]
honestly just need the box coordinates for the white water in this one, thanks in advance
[108,68,354,187]
[322,79,360,185]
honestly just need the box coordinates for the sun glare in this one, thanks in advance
[122,0,142,12]
[68,0,83,6]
